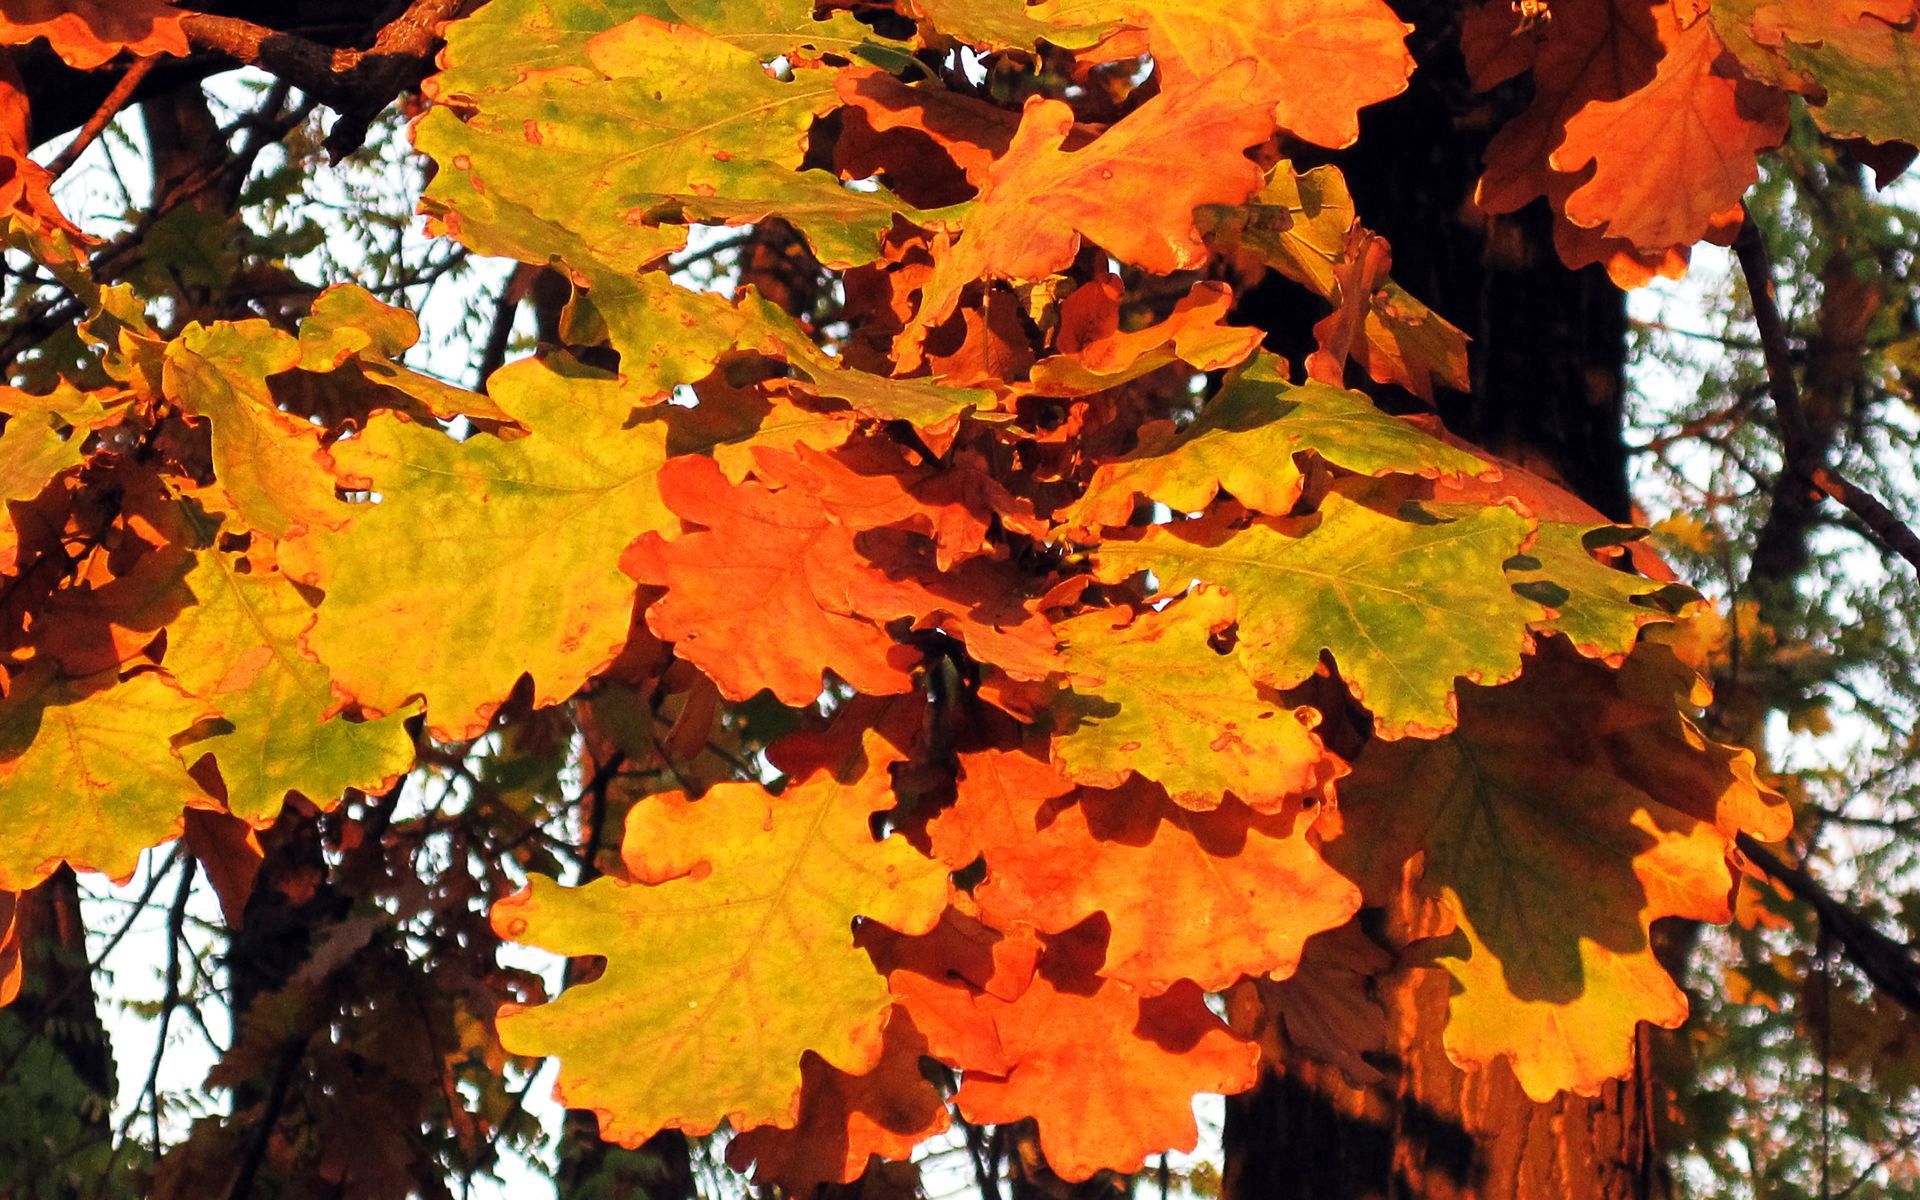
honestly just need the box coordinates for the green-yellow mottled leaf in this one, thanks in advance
[1711,1,1920,146]
[1508,523,1690,664]
[581,278,989,433]
[1094,493,1543,738]
[491,733,951,1144]
[417,0,920,278]
[280,353,674,741]
[296,284,517,425]
[0,667,210,890]
[1066,355,1491,531]
[1051,587,1329,812]
[163,322,340,541]
[166,525,416,825]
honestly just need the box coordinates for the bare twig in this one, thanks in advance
[46,57,156,180]
[1733,211,1920,574]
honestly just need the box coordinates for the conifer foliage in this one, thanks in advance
[0,0,1912,1190]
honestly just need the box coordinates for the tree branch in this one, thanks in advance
[1733,210,1920,574]
[46,57,155,179]
[180,0,470,159]
[1736,832,1920,1018]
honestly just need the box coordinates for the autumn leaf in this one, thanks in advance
[416,0,917,276]
[1065,354,1492,531]
[1096,492,1543,738]
[725,1012,949,1192]
[969,777,1360,993]
[1050,588,1331,812]
[1029,0,1415,148]
[634,454,923,705]
[910,64,1274,334]
[1712,0,1920,145]
[1326,645,1783,1098]
[1025,277,1262,398]
[162,321,342,542]
[491,732,951,1143]
[0,0,188,69]
[955,968,1259,1180]
[575,277,989,435]
[0,382,109,572]
[0,666,211,890]
[282,353,675,741]
[1507,521,1691,664]
[1552,3,1788,251]
[0,888,18,1007]
[1471,0,1665,219]
[166,519,416,825]
[1229,922,1394,1087]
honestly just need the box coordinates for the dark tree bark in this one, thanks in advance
[1224,4,1656,1198]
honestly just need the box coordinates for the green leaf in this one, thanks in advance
[1094,492,1543,738]
[167,513,417,824]
[416,0,922,278]
[1507,522,1690,664]
[1051,587,1330,812]
[281,353,675,742]
[1067,355,1492,530]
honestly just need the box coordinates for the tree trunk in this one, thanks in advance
[1224,3,1656,1197]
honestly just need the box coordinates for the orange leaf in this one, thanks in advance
[1035,0,1414,148]
[968,777,1359,993]
[955,959,1258,1180]
[1553,4,1787,251]
[0,0,188,69]
[911,64,1273,333]
[726,1012,949,1191]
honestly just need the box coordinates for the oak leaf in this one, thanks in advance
[0,666,211,890]
[1327,646,1783,1098]
[417,0,916,276]
[969,778,1361,994]
[166,530,416,825]
[634,454,923,705]
[1065,355,1491,531]
[0,0,187,69]
[725,1012,949,1192]
[1096,492,1543,738]
[1507,521,1691,664]
[1029,0,1414,148]
[162,321,341,542]
[1026,277,1262,398]
[491,732,951,1143]
[1711,0,1920,145]
[1553,3,1787,251]
[955,971,1259,1180]
[911,65,1273,333]
[1050,588,1331,812]
[282,354,675,740]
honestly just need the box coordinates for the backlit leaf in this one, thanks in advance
[1095,492,1543,738]
[491,732,951,1142]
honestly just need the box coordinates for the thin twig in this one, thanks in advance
[1736,833,1920,1017]
[47,57,157,180]
[1733,211,1920,574]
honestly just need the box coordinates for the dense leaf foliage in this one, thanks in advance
[0,0,1912,1192]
